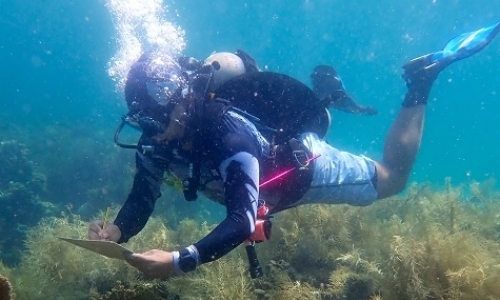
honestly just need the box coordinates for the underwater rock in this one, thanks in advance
[0,274,14,300]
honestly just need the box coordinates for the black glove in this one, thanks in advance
[311,65,378,115]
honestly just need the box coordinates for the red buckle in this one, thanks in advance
[257,204,269,218]
[248,219,272,242]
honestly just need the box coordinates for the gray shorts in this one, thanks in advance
[292,132,379,207]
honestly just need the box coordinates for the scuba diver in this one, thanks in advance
[88,23,499,280]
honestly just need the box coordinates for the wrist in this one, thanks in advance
[113,222,127,244]
[173,245,200,275]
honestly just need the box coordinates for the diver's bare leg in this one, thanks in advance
[370,23,500,199]
[375,105,425,198]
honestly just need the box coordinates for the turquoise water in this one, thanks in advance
[2,0,499,182]
[0,0,499,263]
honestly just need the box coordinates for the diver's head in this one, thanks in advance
[125,52,185,126]
[203,52,246,91]
[117,52,196,149]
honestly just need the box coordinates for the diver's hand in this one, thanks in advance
[330,92,378,116]
[88,220,121,242]
[125,249,175,280]
[358,105,378,116]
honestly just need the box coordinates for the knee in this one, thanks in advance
[376,179,407,199]
[374,163,409,199]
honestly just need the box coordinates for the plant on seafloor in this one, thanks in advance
[6,210,180,300]
[328,178,500,300]
[6,178,500,300]
[261,204,356,285]
[252,178,500,300]
[267,280,322,300]
[166,251,256,300]
[88,280,171,300]
[381,179,500,299]
[4,208,254,300]
[9,215,135,300]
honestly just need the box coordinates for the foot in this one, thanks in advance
[402,53,447,89]
[401,22,500,107]
[401,53,447,107]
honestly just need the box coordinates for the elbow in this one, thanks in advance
[231,211,256,241]
[243,219,256,241]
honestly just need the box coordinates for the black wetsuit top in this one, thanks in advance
[114,110,269,264]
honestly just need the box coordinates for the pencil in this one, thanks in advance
[102,207,110,231]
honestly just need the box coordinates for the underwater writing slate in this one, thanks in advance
[58,237,132,260]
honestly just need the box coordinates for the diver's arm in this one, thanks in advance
[114,151,164,243]
[174,133,260,273]
[194,150,259,263]
[330,91,378,115]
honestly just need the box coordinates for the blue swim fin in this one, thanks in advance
[403,22,500,84]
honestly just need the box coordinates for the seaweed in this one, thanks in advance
[0,140,54,266]
[4,179,500,299]
[88,281,171,300]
